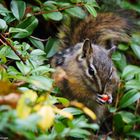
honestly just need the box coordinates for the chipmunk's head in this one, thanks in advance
[77,39,119,104]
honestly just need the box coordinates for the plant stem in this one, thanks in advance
[0,34,26,64]
[33,3,84,16]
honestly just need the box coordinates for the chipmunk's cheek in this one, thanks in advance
[53,67,68,83]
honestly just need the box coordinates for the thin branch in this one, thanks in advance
[13,80,26,87]
[0,39,7,46]
[133,99,140,130]
[30,35,49,42]
[103,131,112,140]
[0,34,26,64]
[33,3,84,16]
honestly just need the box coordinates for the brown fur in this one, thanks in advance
[59,13,131,48]
[52,13,132,121]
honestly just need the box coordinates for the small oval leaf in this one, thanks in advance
[10,0,26,20]
[43,12,63,21]
[65,7,86,19]
[0,19,7,31]
[45,37,60,58]
[29,37,44,50]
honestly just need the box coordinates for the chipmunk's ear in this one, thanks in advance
[107,40,117,57]
[82,39,93,58]
[107,45,117,57]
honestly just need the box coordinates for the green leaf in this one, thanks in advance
[65,7,86,19]
[125,80,140,90]
[121,1,140,12]
[54,121,65,133]
[28,76,54,91]
[30,49,46,66]
[122,65,140,80]
[69,128,90,138]
[15,114,39,131]
[57,97,70,106]
[86,1,98,7]
[30,49,46,56]
[0,4,11,16]
[16,62,32,75]
[0,19,7,31]
[131,34,140,45]
[31,66,54,74]
[10,0,26,20]
[108,107,117,113]
[45,38,60,58]
[84,4,97,17]
[0,55,7,64]
[43,1,57,5]
[43,11,63,21]
[112,51,127,71]
[4,13,16,23]
[118,111,136,123]
[9,27,28,33]
[70,0,82,3]
[128,131,140,138]
[0,45,19,60]
[43,1,63,21]
[62,107,83,115]
[131,43,140,59]
[119,89,140,108]
[118,43,129,51]
[29,37,44,50]
[7,66,21,76]
[12,16,38,38]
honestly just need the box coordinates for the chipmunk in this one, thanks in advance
[51,13,132,120]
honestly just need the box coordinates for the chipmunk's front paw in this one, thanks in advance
[96,94,112,105]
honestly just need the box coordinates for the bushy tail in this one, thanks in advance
[58,12,133,48]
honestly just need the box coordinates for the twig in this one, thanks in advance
[30,35,49,42]
[13,80,26,87]
[33,3,84,16]
[135,99,140,115]
[0,34,26,64]
[0,39,7,46]
[103,131,112,140]
[133,99,140,130]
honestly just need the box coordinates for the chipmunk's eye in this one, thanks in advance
[88,65,95,75]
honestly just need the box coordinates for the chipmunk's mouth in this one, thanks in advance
[96,94,113,105]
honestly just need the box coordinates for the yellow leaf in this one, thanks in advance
[34,104,42,111]
[83,107,96,120]
[16,90,37,119]
[37,105,55,130]
[70,101,96,120]
[0,80,20,95]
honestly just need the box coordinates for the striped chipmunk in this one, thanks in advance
[51,13,132,121]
